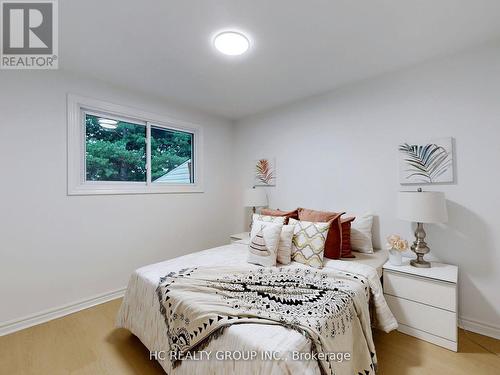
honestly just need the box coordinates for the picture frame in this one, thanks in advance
[399,137,454,184]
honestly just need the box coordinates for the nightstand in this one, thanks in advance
[229,232,250,244]
[383,260,458,351]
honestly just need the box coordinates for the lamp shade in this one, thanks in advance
[243,188,267,207]
[398,191,448,224]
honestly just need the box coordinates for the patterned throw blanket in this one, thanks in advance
[157,266,377,375]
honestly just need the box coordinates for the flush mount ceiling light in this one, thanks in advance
[213,31,250,56]
[98,118,118,129]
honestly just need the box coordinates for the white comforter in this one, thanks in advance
[116,243,397,374]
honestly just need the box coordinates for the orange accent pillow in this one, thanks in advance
[297,208,345,260]
[340,217,356,258]
[260,208,299,224]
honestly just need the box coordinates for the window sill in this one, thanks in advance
[68,183,204,196]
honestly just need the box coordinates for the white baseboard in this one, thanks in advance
[0,287,126,337]
[459,316,500,340]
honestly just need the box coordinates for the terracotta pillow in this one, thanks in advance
[260,208,299,224]
[297,208,345,260]
[340,217,356,258]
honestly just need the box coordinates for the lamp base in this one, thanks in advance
[411,222,432,268]
[410,257,431,268]
[249,206,256,231]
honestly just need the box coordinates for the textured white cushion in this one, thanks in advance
[276,225,295,265]
[247,220,283,267]
[350,213,374,254]
[252,213,286,225]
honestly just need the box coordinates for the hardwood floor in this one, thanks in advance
[1,299,498,374]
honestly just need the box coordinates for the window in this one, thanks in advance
[150,126,194,184]
[68,95,203,195]
[85,113,147,182]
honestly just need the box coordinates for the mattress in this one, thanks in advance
[341,249,388,278]
[116,243,394,374]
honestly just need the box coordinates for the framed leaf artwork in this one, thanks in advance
[399,137,454,184]
[254,158,276,186]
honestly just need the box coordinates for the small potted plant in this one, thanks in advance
[386,235,408,266]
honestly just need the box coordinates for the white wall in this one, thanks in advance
[0,70,235,325]
[2,44,499,339]
[234,42,500,337]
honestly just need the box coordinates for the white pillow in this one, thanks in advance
[276,225,295,265]
[350,213,374,254]
[247,220,283,267]
[252,213,286,225]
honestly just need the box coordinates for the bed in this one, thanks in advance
[116,242,395,375]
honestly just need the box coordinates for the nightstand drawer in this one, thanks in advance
[385,294,457,342]
[384,270,456,312]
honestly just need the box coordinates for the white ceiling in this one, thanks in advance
[61,0,500,120]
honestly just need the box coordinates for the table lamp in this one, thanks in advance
[398,188,448,268]
[243,187,267,229]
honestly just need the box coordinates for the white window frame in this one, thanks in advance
[67,94,204,195]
